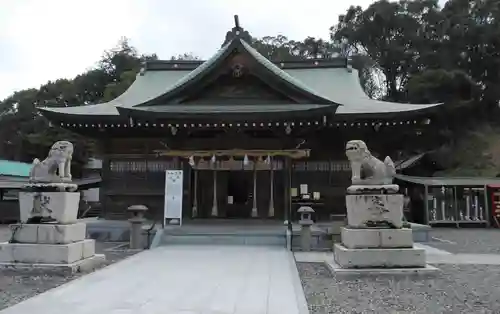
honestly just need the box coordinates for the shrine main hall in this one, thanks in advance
[39,17,442,222]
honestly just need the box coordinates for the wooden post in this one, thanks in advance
[483,185,491,227]
[211,169,218,217]
[441,187,447,221]
[424,185,429,224]
[453,186,459,228]
[100,140,111,219]
[192,169,198,218]
[465,189,471,220]
[268,159,275,218]
[251,160,258,218]
[284,157,292,227]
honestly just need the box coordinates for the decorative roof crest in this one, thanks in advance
[221,15,252,47]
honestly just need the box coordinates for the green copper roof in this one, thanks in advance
[40,66,439,117]
[0,160,32,177]
[39,23,442,119]
[139,40,233,104]
[395,174,500,186]
[131,37,335,107]
[239,40,334,102]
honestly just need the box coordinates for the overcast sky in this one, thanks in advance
[0,0,446,101]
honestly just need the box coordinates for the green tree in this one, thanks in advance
[331,0,444,101]
[440,0,500,116]
[406,69,478,104]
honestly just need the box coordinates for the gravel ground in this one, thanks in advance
[426,228,500,254]
[298,262,500,314]
[0,241,138,311]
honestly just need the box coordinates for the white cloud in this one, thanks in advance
[0,0,447,100]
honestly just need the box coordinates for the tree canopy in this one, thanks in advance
[1,0,499,175]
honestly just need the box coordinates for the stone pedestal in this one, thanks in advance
[332,185,437,275]
[0,222,105,273]
[19,191,80,224]
[1,191,105,273]
[345,194,404,228]
[335,228,426,268]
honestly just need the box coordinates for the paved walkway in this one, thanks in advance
[0,246,308,314]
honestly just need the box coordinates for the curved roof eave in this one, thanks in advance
[335,102,443,119]
[116,104,337,121]
[38,106,124,123]
[37,67,193,119]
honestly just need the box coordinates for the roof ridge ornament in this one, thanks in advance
[234,15,241,30]
[221,15,252,47]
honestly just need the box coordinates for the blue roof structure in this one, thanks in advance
[0,160,32,177]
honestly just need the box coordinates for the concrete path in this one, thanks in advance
[0,246,309,314]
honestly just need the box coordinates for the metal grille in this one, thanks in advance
[110,160,177,172]
[292,161,350,172]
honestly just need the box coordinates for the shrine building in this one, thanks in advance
[39,16,443,222]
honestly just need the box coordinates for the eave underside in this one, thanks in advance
[41,100,440,129]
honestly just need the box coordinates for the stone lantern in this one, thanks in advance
[298,206,314,225]
[298,206,315,251]
[127,204,148,249]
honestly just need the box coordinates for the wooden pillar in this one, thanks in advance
[284,156,292,226]
[465,190,471,219]
[99,140,111,219]
[424,185,429,224]
[483,185,491,227]
[475,189,481,220]
[192,169,198,218]
[268,158,275,218]
[211,169,218,217]
[251,160,258,218]
[440,186,446,220]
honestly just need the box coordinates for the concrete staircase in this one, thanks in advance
[153,224,288,248]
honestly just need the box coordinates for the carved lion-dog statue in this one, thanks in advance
[345,140,396,186]
[29,141,74,183]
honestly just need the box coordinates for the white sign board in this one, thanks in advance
[164,170,184,226]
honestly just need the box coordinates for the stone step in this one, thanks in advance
[159,234,287,247]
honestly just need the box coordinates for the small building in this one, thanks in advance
[39,16,443,221]
[396,174,500,227]
[0,160,33,223]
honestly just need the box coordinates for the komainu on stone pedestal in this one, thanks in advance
[0,140,105,273]
[331,140,434,273]
[344,140,401,228]
[21,140,78,224]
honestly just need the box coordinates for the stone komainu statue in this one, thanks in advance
[29,141,74,183]
[345,140,396,185]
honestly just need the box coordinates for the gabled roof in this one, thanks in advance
[39,17,442,122]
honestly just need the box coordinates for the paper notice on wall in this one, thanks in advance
[227,196,233,204]
[291,188,298,197]
[300,184,308,195]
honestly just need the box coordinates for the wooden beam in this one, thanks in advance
[152,149,310,159]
